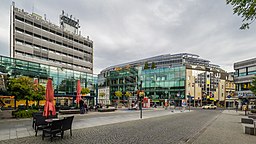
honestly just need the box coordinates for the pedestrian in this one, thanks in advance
[181,101,186,112]
[84,102,88,113]
[235,101,239,112]
[79,100,85,114]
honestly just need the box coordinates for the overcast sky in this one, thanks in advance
[0,0,256,74]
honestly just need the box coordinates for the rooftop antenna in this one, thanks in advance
[32,1,34,13]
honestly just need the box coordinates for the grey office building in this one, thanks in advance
[10,2,93,74]
[234,58,256,99]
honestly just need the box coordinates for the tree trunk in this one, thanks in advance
[14,96,17,109]
[26,99,28,109]
[118,97,120,108]
[37,100,40,108]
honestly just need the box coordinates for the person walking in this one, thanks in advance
[79,100,85,114]
[181,101,186,112]
[235,101,239,112]
[84,102,88,113]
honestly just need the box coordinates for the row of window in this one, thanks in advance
[15,39,92,63]
[235,66,256,77]
[15,51,92,71]
[236,83,251,91]
[15,27,92,56]
[15,15,93,48]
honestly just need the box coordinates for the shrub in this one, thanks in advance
[13,109,39,118]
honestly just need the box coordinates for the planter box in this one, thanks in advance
[98,108,117,112]
[59,109,80,114]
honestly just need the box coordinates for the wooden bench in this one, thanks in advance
[241,118,254,124]
[98,108,117,112]
[59,109,80,115]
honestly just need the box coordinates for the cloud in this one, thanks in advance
[0,0,255,74]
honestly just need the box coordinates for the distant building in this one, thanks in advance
[234,57,256,108]
[10,2,93,74]
[99,53,230,106]
[225,72,236,108]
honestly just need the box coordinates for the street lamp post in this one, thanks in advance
[138,80,143,119]
[193,83,196,107]
[140,95,143,119]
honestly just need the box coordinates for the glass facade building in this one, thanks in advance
[0,55,97,106]
[99,53,229,107]
[141,66,186,103]
[101,66,186,105]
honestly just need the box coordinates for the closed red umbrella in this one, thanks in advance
[43,78,56,117]
[76,80,81,106]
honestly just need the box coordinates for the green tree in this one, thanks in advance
[32,84,45,107]
[144,62,149,69]
[151,62,156,69]
[250,77,256,94]
[125,91,132,109]
[125,91,132,97]
[115,90,123,106]
[7,76,34,109]
[226,0,256,29]
[81,87,90,95]
[249,77,256,108]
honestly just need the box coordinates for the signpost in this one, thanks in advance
[187,95,191,111]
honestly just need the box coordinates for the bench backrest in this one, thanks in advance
[35,115,47,126]
[62,116,74,131]
[50,119,63,131]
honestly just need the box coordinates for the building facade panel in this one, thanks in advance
[11,4,93,74]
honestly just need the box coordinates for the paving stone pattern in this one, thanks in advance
[0,110,221,144]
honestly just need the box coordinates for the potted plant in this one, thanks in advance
[81,87,90,96]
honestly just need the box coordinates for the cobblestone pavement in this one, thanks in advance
[193,110,256,144]
[0,110,221,144]
[0,108,187,141]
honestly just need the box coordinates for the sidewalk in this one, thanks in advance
[192,110,256,144]
[0,108,187,141]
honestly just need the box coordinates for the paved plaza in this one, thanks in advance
[0,109,256,144]
[0,108,187,141]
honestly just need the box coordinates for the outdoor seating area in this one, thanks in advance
[32,112,74,141]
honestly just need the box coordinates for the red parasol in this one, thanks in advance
[76,80,82,105]
[43,78,56,117]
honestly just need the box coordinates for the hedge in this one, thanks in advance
[13,109,39,118]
